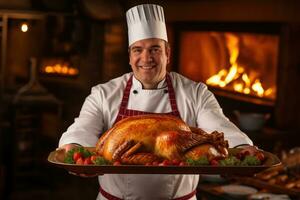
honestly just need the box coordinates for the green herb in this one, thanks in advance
[186,156,210,166]
[94,157,110,165]
[219,156,241,166]
[77,147,93,158]
[63,147,94,164]
[64,148,76,164]
[241,155,261,166]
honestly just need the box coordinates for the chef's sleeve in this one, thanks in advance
[195,84,253,148]
[58,86,105,147]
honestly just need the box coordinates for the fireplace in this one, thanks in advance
[173,22,281,107]
[40,57,79,77]
[169,21,300,151]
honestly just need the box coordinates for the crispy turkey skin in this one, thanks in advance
[96,115,228,165]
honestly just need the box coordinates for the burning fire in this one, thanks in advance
[206,34,274,99]
[41,64,79,76]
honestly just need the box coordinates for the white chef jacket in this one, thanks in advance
[59,72,253,200]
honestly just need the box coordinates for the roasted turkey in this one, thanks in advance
[96,115,229,165]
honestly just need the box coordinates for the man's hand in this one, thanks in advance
[57,143,81,152]
[238,145,260,156]
[237,145,265,162]
[54,144,81,162]
[57,143,103,177]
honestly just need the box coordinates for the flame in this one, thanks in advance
[226,34,239,65]
[45,66,54,73]
[233,83,243,92]
[252,79,264,97]
[206,34,274,99]
[41,64,79,76]
[265,88,273,96]
[224,63,238,84]
[206,69,227,86]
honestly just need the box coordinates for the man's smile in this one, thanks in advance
[138,64,156,70]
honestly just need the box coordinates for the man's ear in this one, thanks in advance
[128,48,132,65]
[128,47,130,63]
[166,45,171,64]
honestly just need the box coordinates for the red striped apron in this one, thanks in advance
[100,73,196,200]
[114,73,181,124]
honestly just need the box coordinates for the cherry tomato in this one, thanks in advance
[90,155,98,163]
[73,152,82,162]
[179,161,187,166]
[235,152,243,160]
[113,161,121,166]
[152,161,159,166]
[84,157,92,165]
[210,159,219,166]
[236,150,251,160]
[255,151,265,161]
[76,157,84,165]
[171,159,180,166]
[159,160,170,166]
[243,150,251,156]
[145,162,152,166]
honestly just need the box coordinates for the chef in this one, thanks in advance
[58,4,254,200]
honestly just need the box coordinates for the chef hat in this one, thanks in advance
[126,4,168,46]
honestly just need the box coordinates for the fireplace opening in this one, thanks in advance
[40,57,79,77]
[174,23,281,106]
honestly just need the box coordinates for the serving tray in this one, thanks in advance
[47,148,281,175]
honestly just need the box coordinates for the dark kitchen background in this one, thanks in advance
[0,0,300,199]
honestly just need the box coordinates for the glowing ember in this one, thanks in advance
[41,64,79,76]
[252,79,264,97]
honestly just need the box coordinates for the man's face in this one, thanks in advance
[129,38,170,89]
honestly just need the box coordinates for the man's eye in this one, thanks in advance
[150,48,161,53]
[132,49,142,53]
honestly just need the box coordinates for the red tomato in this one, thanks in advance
[90,155,98,163]
[76,157,84,165]
[235,152,242,160]
[73,152,82,162]
[179,161,187,166]
[243,150,251,156]
[255,152,265,161]
[113,161,121,166]
[236,150,251,160]
[145,162,152,166]
[161,160,171,166]
[171,159,180,166]
[84,157,92,165]
[152,161,159,166]
[210,159,219,166]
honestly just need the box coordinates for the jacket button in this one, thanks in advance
[164,89,168,93]
[133,90,138,94]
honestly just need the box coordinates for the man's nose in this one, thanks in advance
[140,50,153,62]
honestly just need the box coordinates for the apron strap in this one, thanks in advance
[99,185,123,200]
[165,73,180,116]
[173,190,197,200]
[114,73,181,124]
[114,75,133,123]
